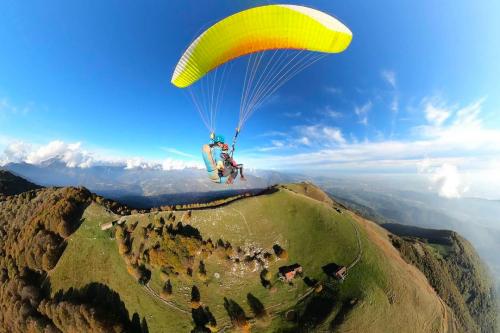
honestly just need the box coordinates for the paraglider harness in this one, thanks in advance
[210,128,242,181]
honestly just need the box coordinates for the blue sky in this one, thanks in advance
[1,0,500,198]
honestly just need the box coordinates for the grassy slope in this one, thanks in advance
[49,185,453,333]
[49,203,191,333]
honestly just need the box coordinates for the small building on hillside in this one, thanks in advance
[101,216,127,231]
[100,221,114,231]
[322,263,347,280]
[278,263,303,282]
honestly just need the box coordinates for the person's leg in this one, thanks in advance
[238,164,246,180]
[231,167,239,179]
[223,166,238,184]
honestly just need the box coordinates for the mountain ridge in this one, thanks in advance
[0,169,42,196]
[0,174,496,332]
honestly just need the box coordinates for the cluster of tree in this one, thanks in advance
[116,214,235,283]
[260,268,273,289]
[0,268,58,333]
[0,187,91,273]
[115,223,151,284]
[190,286,217,333]
[160,279,173,299]
[92,193,131,216]
[272,244,288,260]
[390,234,498,333]
[39,283,135,333]
[0,187,147,332]
[198,260,207,281]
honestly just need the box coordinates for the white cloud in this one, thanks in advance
[271,140,285,148]
[354,101,372,125]
[321,105,342,118]
[390,95,399,114]
[162,158,200,170]
[283,111,302,118]
[417,160,469,198]
[296,125,346,145]
[239,97,500,198]
[124,158,156,170]
[381,70,397,88]
[325,86,342,94]
[380,70,399,115]
[1,140,94,168]
[416,98,498,151]
[257,131,288,138]
[162,147,196,159]
[423,98,451,126]
[28,141,94,168]
[2,141,31,164]
[322,127,346,144]
[0,97,32,115]
[0,140,203,170]
[453,98,483,127]
[248,125,346,153]
[256,140,290,152]
[297,137,311,146]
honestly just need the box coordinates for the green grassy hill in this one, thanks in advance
[48,183,459,332]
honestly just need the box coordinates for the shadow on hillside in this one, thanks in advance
[286,286,358,331]
[67,199,92,235]
[299,291,337,328]
[52,282,149,333]
[224,297,248,327]
[191,306,216,332]
[329,300,357,330]
[247,293,266,318]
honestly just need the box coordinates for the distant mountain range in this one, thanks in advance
[2,160,303,207]
[316,176,500,294]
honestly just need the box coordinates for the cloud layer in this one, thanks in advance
[0,140,202,170]
[240,96,500,198]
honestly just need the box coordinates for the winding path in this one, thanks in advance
[347,215,363,271]
[143,283,191,315]
[231,207,252,236]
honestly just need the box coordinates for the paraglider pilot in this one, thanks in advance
[202,134,245,184]
[220,142,245,183]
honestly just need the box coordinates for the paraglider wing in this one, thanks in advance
[171,4,352,88]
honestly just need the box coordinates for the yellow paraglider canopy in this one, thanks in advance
[171,4,352,88]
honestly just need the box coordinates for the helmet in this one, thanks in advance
[214,135,225,143]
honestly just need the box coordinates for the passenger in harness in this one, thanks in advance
[202,134,245,184]
[220,143,246,184]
